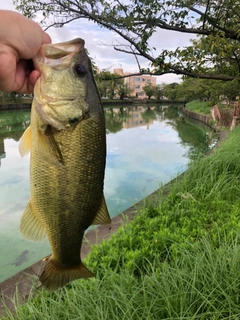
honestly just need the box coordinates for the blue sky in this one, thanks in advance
[2,1,195,84]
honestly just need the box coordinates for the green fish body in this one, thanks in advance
[19,39,111,291]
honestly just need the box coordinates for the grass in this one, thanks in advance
[185,100,212,115]
[3,237,240,319]
[185,100,234,118]
[2,127,240,319]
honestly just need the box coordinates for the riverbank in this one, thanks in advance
[0,99,185,111]
[0,104,190,315]
[5,125,240,319]
[3,105,239,319]
[183,108,211,127]
[0,115,231,318]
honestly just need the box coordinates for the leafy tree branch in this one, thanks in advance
[14,0,240,81]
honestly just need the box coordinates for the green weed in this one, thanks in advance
[185,100,212,115]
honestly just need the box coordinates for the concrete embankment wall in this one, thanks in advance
[183,108,211,126]
[0,100,185,110]
[0,104,31,111]
[0,102,133,109]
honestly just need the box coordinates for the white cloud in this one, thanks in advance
[1,1,16,10]
[3,1,194,83]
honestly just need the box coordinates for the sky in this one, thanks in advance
[2,1,196,84]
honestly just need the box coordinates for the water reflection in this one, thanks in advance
[105,105,216,160]
[0,105,218,282]
[0,139,5,166]
[0,106,216,161]
[0,110,30,166]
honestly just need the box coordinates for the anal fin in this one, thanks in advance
[20,201,47,241]
[91,196,111,225]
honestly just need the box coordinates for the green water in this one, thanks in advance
[0,105,217,282]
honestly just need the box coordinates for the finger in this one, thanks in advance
[28,70,41,92]
[13,60,29,93]
[42,31,52,45]
[0,58,35,94]
[14,67,40,94]
[0,50,17,92]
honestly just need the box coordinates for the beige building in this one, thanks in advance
[114,68,157,99]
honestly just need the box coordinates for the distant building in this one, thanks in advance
[114,68,124,76]
[114,68,157,99]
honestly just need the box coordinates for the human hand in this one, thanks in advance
[0,10,51,94]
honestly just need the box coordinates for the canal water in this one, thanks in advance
[0,105,217,282]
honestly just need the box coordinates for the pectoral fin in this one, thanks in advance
[20,201,47,241]
[92,196,111,225]
[37,128,63,167]
[19,126,32,157]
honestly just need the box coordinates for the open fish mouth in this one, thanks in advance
[33,39,85,71]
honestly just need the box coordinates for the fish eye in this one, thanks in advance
[74,64,87,77]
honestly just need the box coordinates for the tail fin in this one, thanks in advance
[39,258,94,291]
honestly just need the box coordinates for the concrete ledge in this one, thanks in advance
[183,108,211,126]
[0,104,31,111]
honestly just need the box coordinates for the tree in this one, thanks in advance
[0,91,18,102]
[164,83,179,101]
[154,85,165,100]
[164,77,240,103]
[14,0,240,82]
[170,78,212,102]
[115,82,133,100]
[95,70,121,99]
[143,83,155,99]
[95,70,111,98]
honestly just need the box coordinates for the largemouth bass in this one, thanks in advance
[19,38,111,291]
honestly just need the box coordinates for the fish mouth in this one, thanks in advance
[47,98,76,104]
[35,98,87,130]
[33,39,88,131]
[36,84,77,105]
[34,39,85,71]
[35,89,89,130]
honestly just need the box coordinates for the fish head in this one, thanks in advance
[33,38,98,130]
